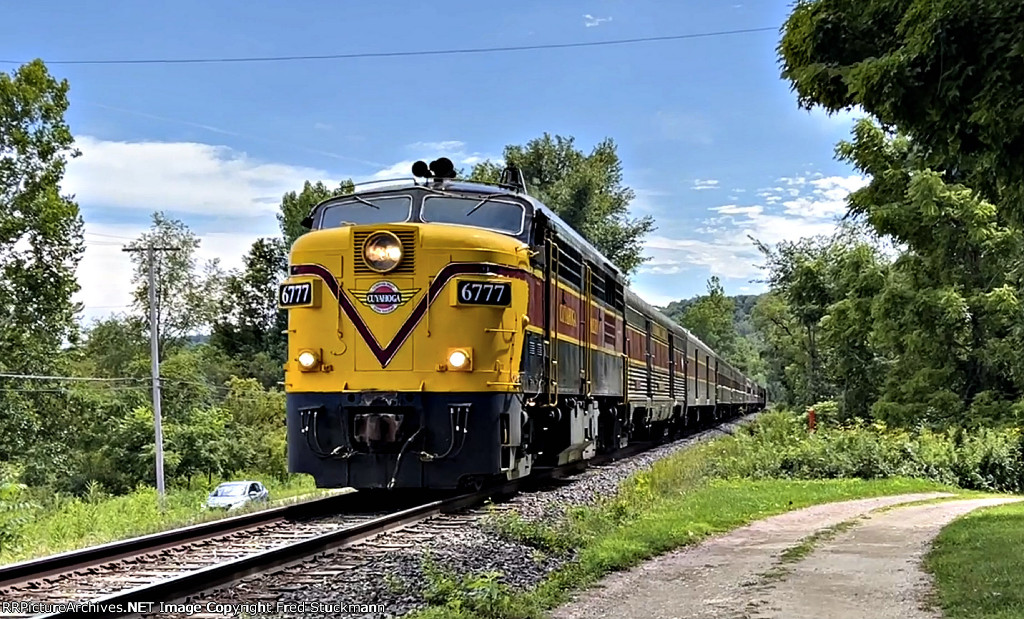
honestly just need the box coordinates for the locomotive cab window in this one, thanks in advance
[421,195,525,235]
[318,195,412,228]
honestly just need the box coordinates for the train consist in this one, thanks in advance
[278,158,767,491]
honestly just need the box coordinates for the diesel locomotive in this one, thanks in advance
[278,157,767,491]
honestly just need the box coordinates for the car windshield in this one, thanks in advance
[318,196,411,228]
[211,484,247,497]
[420,195,525,234]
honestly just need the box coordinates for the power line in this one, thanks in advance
[0,372,142,383]
[85,231,139,241]
[0,385,149,393]
[1,26,777,66]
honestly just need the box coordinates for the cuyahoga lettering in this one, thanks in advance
[366,292,401,304]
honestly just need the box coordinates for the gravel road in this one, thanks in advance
[549,492,1019,619]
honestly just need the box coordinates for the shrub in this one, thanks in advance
[707,410,1024,493]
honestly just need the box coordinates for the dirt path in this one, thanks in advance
[549,492,1019,619]
[752,497,1021,619]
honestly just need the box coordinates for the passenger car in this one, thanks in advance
[203,480,269,510]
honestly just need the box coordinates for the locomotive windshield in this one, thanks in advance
[420,195,525,234]
[318,195,412,228]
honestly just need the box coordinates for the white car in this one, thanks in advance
[203,480,269,511]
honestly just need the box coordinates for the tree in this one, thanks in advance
[678,277,738,354]
[76,316,149,379]
[0,59,84,368]
[779,1,1024,426]
[0,59,84,461]
[278,180,354,247]
[752,292,806,405]
[469,133,655,276]
[125,212,225,354]
[167,406,230,487]
[210,238,289,387]
[779,0,1024,223]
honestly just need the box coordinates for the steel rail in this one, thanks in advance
[0,490,356,589]
[37,483,518,619]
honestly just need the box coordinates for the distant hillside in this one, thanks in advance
[658,294,764,338]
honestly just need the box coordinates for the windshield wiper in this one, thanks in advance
[466,196,501,217]
[350,195,380,209]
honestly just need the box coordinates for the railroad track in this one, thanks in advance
[0,416,750,619]
[0,490,415,619]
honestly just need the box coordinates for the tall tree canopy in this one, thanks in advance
[776,2,1024,425]
[780,0,1024,219]
[126,212,225,354]
[678,277,737,355]
[0,60,84,462]
[754,225,888,418]
[0,60,83,369]
[469,133,655,276]
[210,237,289,387]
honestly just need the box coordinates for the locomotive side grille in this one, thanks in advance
[353,229,417,275]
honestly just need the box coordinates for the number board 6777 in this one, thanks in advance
[456,280,512,307]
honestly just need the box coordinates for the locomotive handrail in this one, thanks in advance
[547,238,560,407]
[583,263,594,398]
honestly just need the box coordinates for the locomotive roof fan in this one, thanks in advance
[412,157,457,186]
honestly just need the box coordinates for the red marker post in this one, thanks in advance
[808,407,816,432]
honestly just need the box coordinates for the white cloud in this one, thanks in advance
[62,135,332,324]
[692,179,719,191]
[77,221,275,326]
[68,135,510,324]
[627,284,679,308]
[638,174,868,281]
[407,140,466,152]
[583,14,612,27]
[780,175,870,219]
[367,141,499,183]
[712,204,763,216]
[64,136,337,217]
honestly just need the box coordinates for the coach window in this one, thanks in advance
[421,196,525,234]
[319,196,412,228]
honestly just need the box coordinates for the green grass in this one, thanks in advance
[925,500,1024,619]
[0,473,335,565]
[779,516,863,564]
[410,448,951,619]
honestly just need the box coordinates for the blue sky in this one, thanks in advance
[2,1,866,325]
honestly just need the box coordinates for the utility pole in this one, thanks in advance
[123,244,180,505]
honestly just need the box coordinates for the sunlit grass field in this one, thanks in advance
[926,500,1024,619]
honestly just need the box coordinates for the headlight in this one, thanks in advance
[449,350,468,368]
[298,350,320,371]
[363,232,403,273]
[446,348,472,371]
